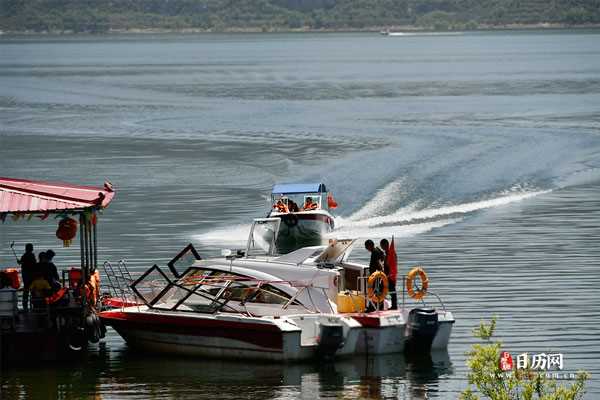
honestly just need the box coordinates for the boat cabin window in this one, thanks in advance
[271,193,323,212]
[250,284,295,305]
[302,195,321,210]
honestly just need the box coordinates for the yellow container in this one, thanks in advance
[336,291,366,313]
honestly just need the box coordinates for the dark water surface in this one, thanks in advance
[1,31,599,399]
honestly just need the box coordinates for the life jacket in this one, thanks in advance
[46,287,68,304]
[304,202,317,211]
[274,202,288,213]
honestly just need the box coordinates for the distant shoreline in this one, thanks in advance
[2,23,600,36]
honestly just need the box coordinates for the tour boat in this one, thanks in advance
[268,183,337,253]
[101,218,454,360]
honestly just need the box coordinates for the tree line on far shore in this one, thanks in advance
[1,0,599,33]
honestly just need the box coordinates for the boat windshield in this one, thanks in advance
[131,265,302,314]
[246,218,280,256]
[167,243,202,277]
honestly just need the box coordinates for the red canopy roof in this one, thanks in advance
[0,177,115,214]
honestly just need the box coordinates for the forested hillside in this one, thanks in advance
[1,0,599,33]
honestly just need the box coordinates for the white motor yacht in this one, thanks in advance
[101,218,454,360]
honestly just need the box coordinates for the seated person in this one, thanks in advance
[302,197,318,211]
[29,271,51,310]
[273,199,289,213]
[288,200,299,212]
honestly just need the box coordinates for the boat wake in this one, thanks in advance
[193,184,550,245]
[332,185,550,240]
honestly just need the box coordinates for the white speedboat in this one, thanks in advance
[102,219,453,360]
[268,183,336,253]
[100,262,362,361]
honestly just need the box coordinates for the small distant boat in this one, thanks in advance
[268,183,337,252]
[380,29,406,36]
[380,29,464,37]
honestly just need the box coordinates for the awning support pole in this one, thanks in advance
[92,218,97,273]
[79,214,85,275]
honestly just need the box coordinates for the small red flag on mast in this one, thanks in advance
[327,193,338,209]
[387,236,398,282]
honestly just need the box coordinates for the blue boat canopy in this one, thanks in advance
[272,183,327,195]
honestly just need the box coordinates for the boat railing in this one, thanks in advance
[101,260,139,307]
[353,272,447,313]
[417,290,447,312]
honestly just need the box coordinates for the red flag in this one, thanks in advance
[387,236,397,282]
[327,193,338,209]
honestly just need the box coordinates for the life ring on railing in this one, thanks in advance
[367,271,388,303]
[282,213,299,227]
[406,266,429,300]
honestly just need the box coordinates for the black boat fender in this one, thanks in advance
[68,327,86,351]
[85,310,106,344]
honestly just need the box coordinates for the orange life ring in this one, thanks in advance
[46,287,68,305]
[406,266,428,300]
[367,271,388,303]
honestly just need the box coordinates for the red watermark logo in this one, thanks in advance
[499,351,514,371]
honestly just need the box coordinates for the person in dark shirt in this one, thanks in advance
[45,249,61,290]
[364,239,385,312]
[19,243,37,311]
[288,200,299,213]
[365,239,384,274]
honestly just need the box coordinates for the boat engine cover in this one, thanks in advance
[317,322,344,358]
[405,308,439,352]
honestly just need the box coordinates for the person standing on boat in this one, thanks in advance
[380,238,398,310]
[19,243,37,311]
[365,240,385,312]
[365,240,384,275]
[44,249,61,290]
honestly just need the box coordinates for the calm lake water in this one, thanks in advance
[1,30,599,399]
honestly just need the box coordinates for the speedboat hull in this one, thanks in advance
[101,308,361,362]
[350,311,407,355]
[102,309,296,360]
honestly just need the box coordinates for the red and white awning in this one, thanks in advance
[0,177,115,214]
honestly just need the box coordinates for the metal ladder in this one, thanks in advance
[101,260,137,305]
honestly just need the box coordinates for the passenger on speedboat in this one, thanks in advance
[364,240,384,274]
[288,200,299,212]
[302,197,318,211]
[364,239,386,312]
[273,199,289,213]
